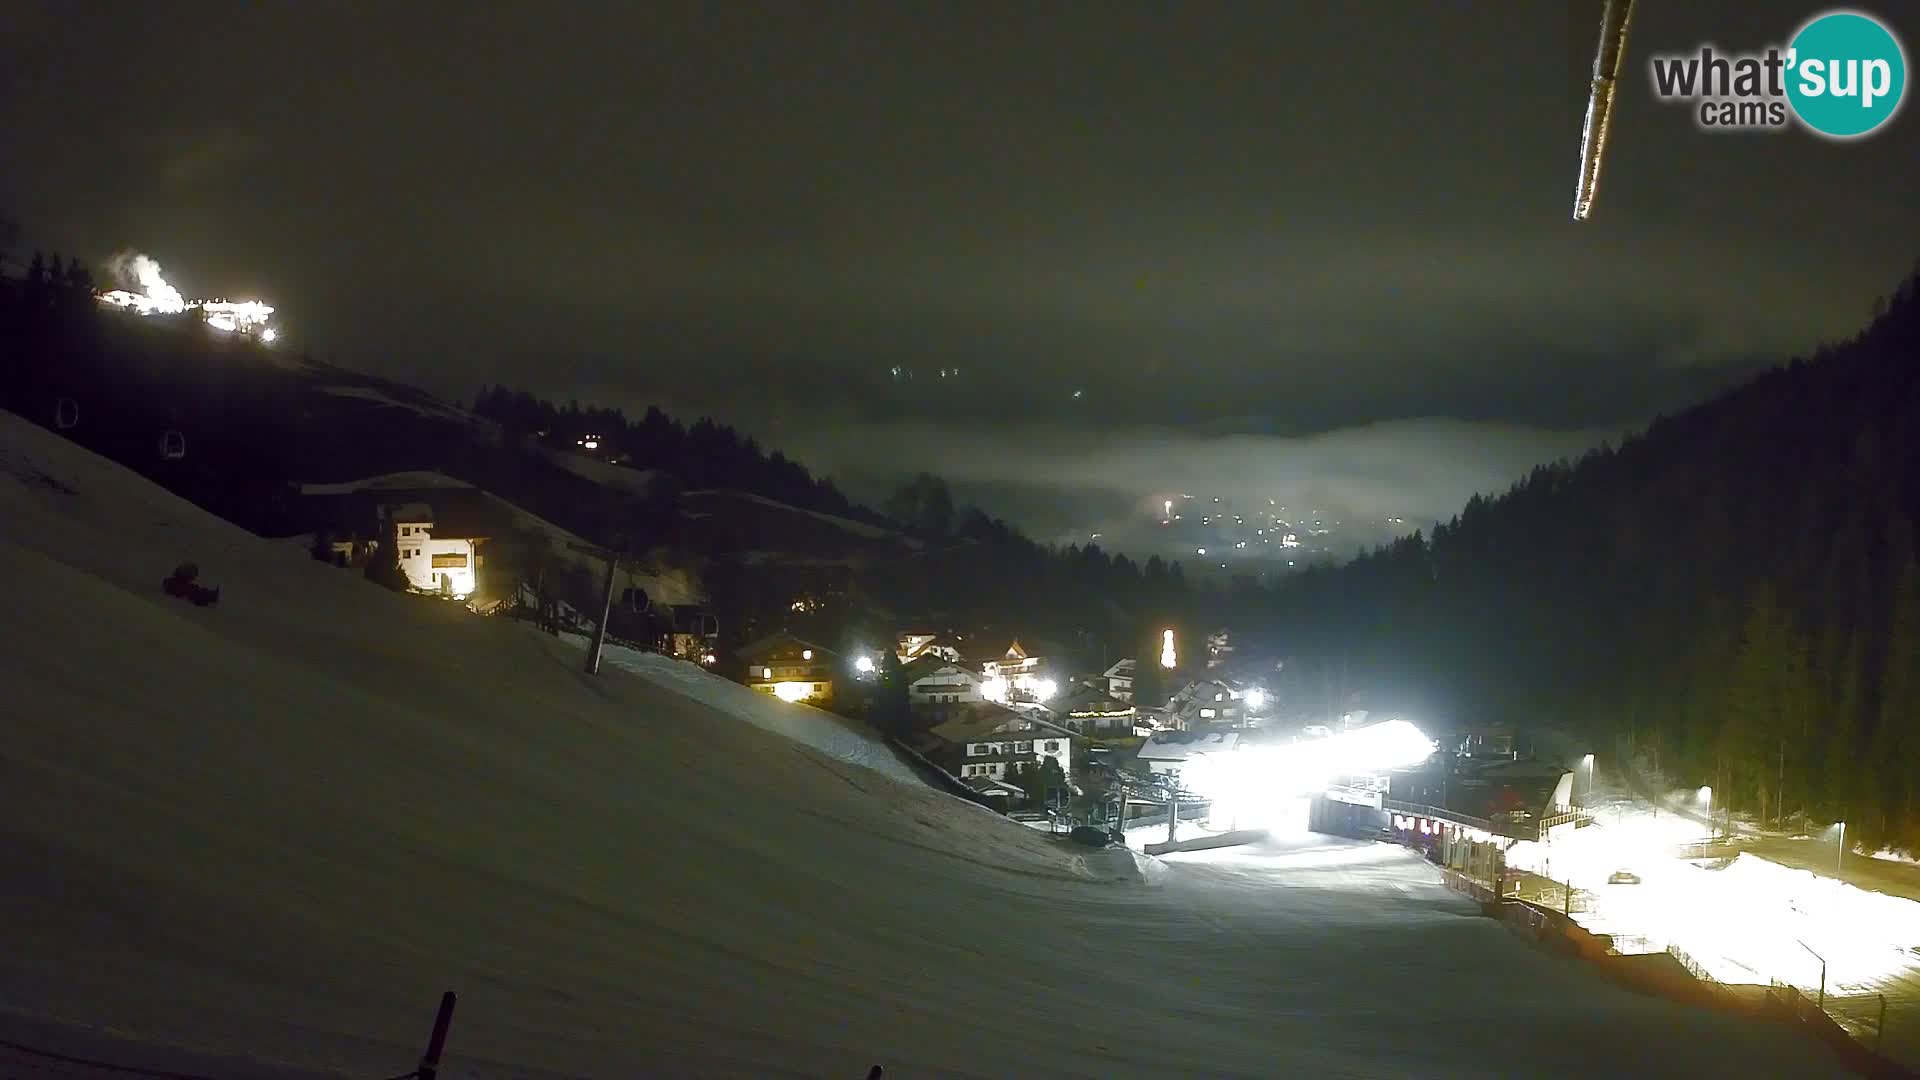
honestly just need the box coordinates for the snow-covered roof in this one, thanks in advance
[909,662,981,686]
[928,704,1074,747]
[1055,684,1134,716]
[1137,731,1241,762]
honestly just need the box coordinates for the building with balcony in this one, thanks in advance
[909,663,986,710]
[914,702,1076,784]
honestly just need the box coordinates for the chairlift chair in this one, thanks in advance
[53,397,79,430]
[622,584,649,614]
[158,429,186,460]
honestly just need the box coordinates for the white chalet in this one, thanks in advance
[980,639,1059,703]
[921,703,1076,784]
[381,502,485,599]
[1101,658,1137,702]
[909,663,986,709]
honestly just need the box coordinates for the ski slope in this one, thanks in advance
[585,643,921,786]
[0,412,1847,1078]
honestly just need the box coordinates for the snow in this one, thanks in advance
[482,493,702,607]
[530,445,666,499]
[315,383,468,422]
[685,489,918,546]
[1505,785,1920,1066]
[298,470,702,607]
[580,641,923,786]
[0,410,1849,1078]
[300,471,475,496]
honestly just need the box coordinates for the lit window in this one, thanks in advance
[762,667,773,680]
[803,649,813,660]
[1215,693,1224,701]
[1200,708,1216,719]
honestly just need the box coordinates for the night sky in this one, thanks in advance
[5,2,1916,558]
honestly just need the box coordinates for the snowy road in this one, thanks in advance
[0,412,1852,1078]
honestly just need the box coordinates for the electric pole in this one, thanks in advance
[571,537,641,676]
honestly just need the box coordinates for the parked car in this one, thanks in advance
[1607,869,1642,885]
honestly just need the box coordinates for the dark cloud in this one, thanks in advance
[3,1,1915,554]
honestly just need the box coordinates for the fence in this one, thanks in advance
[1768,979,1892,1055]
[1438,866,1498,904]
[1666,943,1729,990]
[1823,992,1892,1053]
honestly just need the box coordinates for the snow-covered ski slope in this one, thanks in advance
[0,412,1844,1078]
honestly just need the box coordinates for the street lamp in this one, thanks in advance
[1579,753,1595,807]
[1698,786,1713,843]
[1836,820,1847,874]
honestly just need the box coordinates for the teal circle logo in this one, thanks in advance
[1786,10,1907,138]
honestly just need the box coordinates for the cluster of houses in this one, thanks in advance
[298,478,1296,816]
[734,628,1282,808]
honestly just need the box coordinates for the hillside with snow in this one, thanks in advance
[0,411,1849,1077]
[298,470,703,608]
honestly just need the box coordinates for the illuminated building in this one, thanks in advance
[385,506,487,599]
[1053,684,1145,738]
[896,631,962,664]
[737,632,837,705]
[297,483,504,602]
[979,640,1059,703]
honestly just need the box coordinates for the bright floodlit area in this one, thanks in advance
[0,413,1853,1077]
